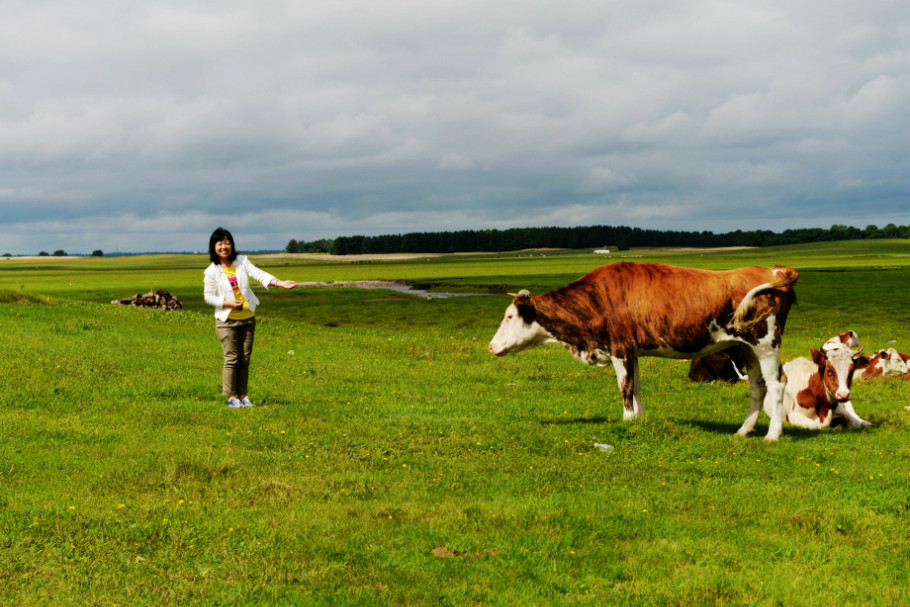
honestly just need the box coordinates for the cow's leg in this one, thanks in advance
[759,356,787,441]
[631,356,643,417]
[736,357,766,437]
[834,401,872,429]
[737,349,786,440]
[785,408,823,430]
[611,355,643,419]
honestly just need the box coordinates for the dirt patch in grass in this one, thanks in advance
[0,289,50,304]
[259,252,497,262]
[296,280,411,288]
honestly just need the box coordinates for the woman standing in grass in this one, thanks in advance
[203,227,297,408]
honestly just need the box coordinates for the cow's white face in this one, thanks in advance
[880,348,909,377]
[488,302,554,356]
[819,347,861,402]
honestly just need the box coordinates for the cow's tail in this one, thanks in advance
[732,266,799,331]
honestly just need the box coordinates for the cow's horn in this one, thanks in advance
[507,289,531,299]
[852,346,865,358]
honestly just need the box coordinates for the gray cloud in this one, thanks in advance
[1,0,907,254]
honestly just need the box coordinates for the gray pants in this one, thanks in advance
[215,317,256,397]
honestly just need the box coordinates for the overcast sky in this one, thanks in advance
[1,1,907,254]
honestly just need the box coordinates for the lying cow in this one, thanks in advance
[780,347,870,429]
[488,262,799,441]
[854,348,909,380]
[688,350,748,383]
[821,330,861,353]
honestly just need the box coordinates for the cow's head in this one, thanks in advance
[488,290,554,356]
[877,348,909,377]
[812,347,863,403]
[839,330,861,348]
[822,330,861,354]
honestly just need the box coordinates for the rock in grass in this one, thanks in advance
[111,289,182,310]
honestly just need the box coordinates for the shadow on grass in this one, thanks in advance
[683,419,848,441]
[683,419,749,435]
[536,414,869,440]
[540,416,612,426]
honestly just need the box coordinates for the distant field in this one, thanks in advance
[1,240,909,606]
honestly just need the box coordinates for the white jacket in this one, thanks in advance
[203,255,277,321]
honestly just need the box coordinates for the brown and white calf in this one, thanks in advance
[688,350,748,383]
[488,262,799,441]
[781,348,870,429]
[854,348,909,379]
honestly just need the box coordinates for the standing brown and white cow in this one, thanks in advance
[488,262,799,441]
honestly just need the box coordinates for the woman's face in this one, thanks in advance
[214,237,233,261]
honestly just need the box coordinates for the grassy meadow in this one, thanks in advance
[1,240,909,606]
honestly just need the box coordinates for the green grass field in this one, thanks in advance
[2,240,909,606]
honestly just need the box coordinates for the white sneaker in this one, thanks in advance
[226,397,243,408]
[240,397,254,408]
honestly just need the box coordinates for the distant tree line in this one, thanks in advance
[285,238,333,254]
[286,223,909,255]
[2,250,103,257]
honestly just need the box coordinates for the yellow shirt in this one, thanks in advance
[222,265,255,320]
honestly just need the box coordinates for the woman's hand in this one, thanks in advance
[222,299,244,310]
[275,280,297,289]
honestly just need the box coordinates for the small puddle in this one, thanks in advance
[296,281,482,299]
[357,284,480,299]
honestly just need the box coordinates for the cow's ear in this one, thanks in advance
[507,289,532,303]
[810,348,825,365]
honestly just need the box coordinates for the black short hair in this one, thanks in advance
[209,227,238,264]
